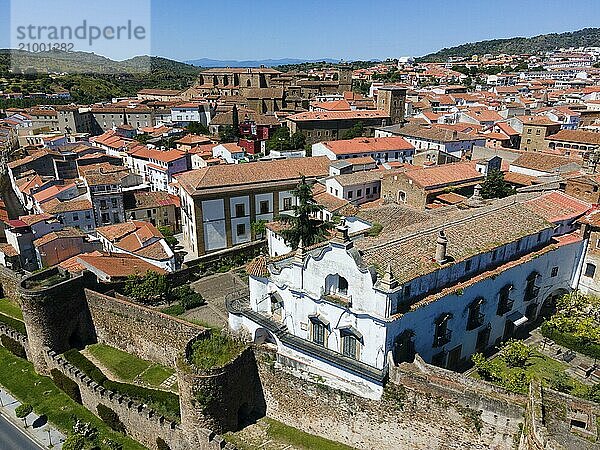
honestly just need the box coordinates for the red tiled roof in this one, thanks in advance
[525,191,590,223]
[399,161,483,189]
[322,137,414,155]
[287,110,389,122]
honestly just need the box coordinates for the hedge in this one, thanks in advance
[97,403,126,434]
[64,349,180,422]
[0,313,27,335]
[0,335,26,359]
[51,368,82,404]
[63,349,108,385]
[540,322,600,360]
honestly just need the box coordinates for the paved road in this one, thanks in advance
[0,413,43,450]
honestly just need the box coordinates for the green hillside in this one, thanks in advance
[419,28,600,62]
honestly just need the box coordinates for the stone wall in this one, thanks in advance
[256,348,526,450]
[0,265,22,301]
[85,289,206,368]
[44,347,237,450]
[177,347,265,435]
[19,269,97,374]
[0,322,29,360]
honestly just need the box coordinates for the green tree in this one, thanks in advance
[158,226,178,250]
[218,125,237,143]
[290,131,306,150]
[342,121,364,140]
[279,177,333,249]
[124,271,171,305]
[266,126,292,152]
[471,353,502,382]
[15,403,33,427]
[251,220,268,239]
[186,122,209,135]
[480,170,516,199]
[501,339,532,368]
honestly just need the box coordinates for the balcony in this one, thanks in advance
[466,311,485,331]
[433,329,452,347]
[524,286,540,302]
[497,298,514,316]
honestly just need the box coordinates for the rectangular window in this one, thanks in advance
[283,197,293,210]
[348,191,353,199]
[366,187,371,195]
[259,201,269,215]
[551,267,559,277]
[357,189,362,197]
[341,334,358,359]
[236,223,246,237]
[111,198,118,208]
[235,203,245,217]
[584,263,596,278]
[72,213,79,221]
[475,327,491,352]
[465,260,472,272]
[311,321,326,346]
[497,285,514,316]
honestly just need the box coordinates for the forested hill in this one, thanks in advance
[418,28,600,62]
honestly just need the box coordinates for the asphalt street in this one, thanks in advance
[0,413,43,450]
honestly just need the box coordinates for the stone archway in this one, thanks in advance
[254,328,277,346]
[541,288,569,319]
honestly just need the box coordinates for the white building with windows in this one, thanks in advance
[229,194,588,399]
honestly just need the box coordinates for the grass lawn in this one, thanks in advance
[0,298,23,320]
[472,349,589,397]
[0,346,146,450]
[190,331,246,370]
[140,365,172,387]
[226,417,356,450]
[87,344,174,388]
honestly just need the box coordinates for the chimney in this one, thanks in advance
[435,230,448,264]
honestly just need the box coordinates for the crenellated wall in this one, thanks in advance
[0,264,22,301]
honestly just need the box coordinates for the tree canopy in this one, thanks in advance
[266,126,306,153]
[124,271,171,305]
[341,122,364,140]
[480,170,516,199]
[279,177,333,249]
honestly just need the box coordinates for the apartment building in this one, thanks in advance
[177,157,330,257]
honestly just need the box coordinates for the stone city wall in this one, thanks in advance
[0,264,22,301]
[177,346,265,435]
[44,347,237,450]
[256,348,526,450]
[85,289,206,368]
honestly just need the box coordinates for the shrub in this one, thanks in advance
[156,437,171,450]
[550,372,573,394]
[62,433,85,450]
[501,370,530,394]
[104,380,180,422]
[587,384,600,403]
[63,349,108,385]
[124,271,171,305]
[541,322,600,360]
[97,404,126,434]
[0,313,27,335]
[1,335,26,359]
[175,285,205,311]
[471,353,502,382]
[161,303,185,316]
[51,369,82,404]
[501,339,532,368]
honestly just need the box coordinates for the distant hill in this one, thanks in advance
[186,57,339,68]
[0,50,201,75]
[419,28,600,62]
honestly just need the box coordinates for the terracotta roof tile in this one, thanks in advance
[321,137,414,156]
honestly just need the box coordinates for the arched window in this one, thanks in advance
[585,263,596,278]
[247,79,252,87]
[325,274,349,297]
[466,298,485,330]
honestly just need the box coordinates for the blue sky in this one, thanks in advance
[2,0,600,61]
